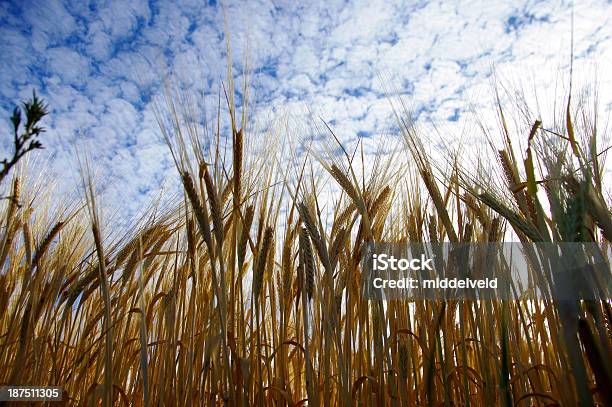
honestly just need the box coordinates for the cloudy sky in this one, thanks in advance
[0,0,610,223]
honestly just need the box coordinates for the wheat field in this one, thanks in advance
[0,72,610,406]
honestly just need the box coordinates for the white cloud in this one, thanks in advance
[0,0,610,224]
[46,47,91,84]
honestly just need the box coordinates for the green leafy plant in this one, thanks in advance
[0,91,48,186]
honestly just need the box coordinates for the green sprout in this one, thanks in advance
[0,90,48,186]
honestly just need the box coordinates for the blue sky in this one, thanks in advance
[0,0,610,223]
